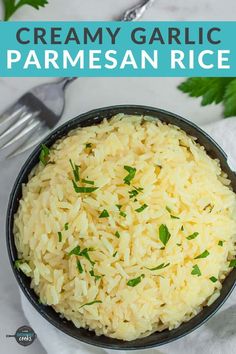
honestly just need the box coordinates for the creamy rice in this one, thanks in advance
[14,115,236,341]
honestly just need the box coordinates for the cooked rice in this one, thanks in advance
[14,114,236,341]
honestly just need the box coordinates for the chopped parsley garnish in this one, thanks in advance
[115,231,120,239]
[89,269,103,281]
[127,274,145,287]
[129,189,139,199]
[166,206,180,219]
[210,276,217,283]
[129,186,143,199]
[64,223,69,231]
[116,204,126,217]
[39,144,50,165]
[85,143,92,148]
[145,262,170,271]
[135,204,148,213]
[68,245,81,256]
[69,159,80,182]
[176,243,182,247]
[79,248,95,266]
[99,209,109,218]
[72,180,98,193]
[81,179,95,185]
[187,232,199,240]
[58,231,62,242]
[123,166,136,185]
[229,259,236,267]
[171,215,180,219]
[113,251,118,257]
[14,259,23,270]
[133,186,144,192]
[181,225,184,231]
[159,224,171,246]
[191,264,201,276]
[80,300,102,308]
[194,250,210,259]
[77,260,83,274]
[218,240,224,247]
[68,246,95,266]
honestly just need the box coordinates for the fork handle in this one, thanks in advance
[57,77,77,89]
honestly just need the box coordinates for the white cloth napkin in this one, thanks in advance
[21,118,236,354]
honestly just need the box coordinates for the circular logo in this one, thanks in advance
[14,326,37,346]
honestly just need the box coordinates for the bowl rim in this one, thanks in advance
[6,104,236,350]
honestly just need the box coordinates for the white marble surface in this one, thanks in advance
[0,1,235,354]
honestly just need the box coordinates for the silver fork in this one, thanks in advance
[0,0,155,159]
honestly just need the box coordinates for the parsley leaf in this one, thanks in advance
[166,206,180,219]
[80,300,102,308]
[135,204,148,213]
[89,269,103,281]
[209,276,217,283]
[99,209,109,218]
[159,224,171,246]
[3,0,48,21]
[127,274,145,287]
[178,77,236,118]
[79,248,95,266]
[14,259,23,270]
[129,189,139,199]
[77,260,83,274]
[186,232,199,240]
[115,231,120,239]
[145,262,170,271]
[68,246,81,256]
[229,259,236,268]
[39,144,50,165]
[123,166,136,185]
[224,79,236,117]
[218,240,225,247]
[81,179,94,185]
[85,143,92,148]
[69,159,80,182]
[191,264,201,276]
[58,231,62,242]
[194,250,210,259]
[64,223,69,231]
[178,78,234,106]
[72,180,98,193]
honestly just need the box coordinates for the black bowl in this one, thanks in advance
[6,105,236,350]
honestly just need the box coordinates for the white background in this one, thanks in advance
[0,1,235,353]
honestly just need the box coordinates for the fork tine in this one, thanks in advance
[7,126,50,159]
[0,105,26,136]
[0,111,36,148]
[0,115,41,152]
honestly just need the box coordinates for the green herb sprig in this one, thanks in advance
[3,0,48,21]
[178,78,236,118]
[194,250,210,259]
[159,224,171,246]
[123,166,136,185]
[145,262,170,271]
[80,300,102,308]
[127,274,145,287]
[191,264,201,276]
[39,144,50,165]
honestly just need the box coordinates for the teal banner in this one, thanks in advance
[0,21,235,77]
